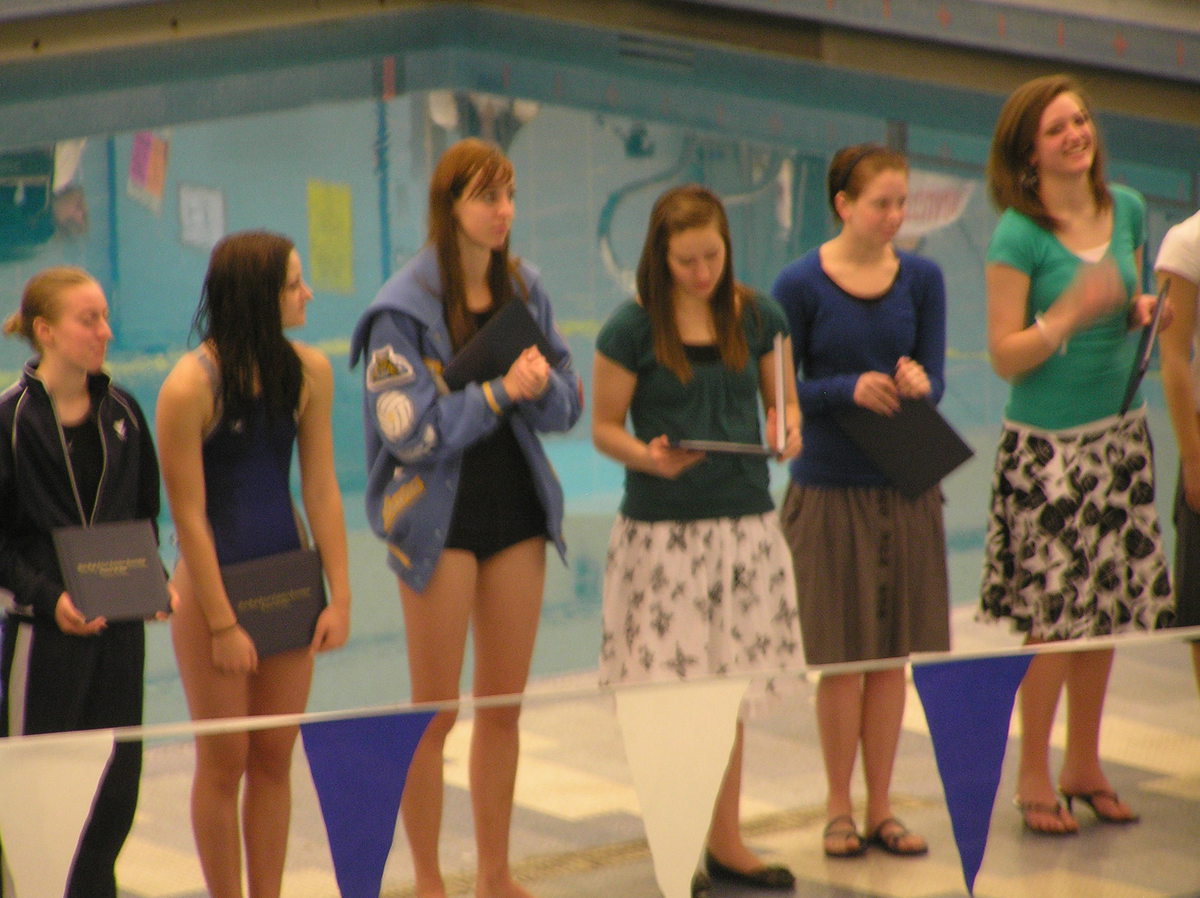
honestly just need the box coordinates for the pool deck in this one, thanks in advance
[114,606,1200,898]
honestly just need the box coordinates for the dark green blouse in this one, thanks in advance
[596,295,788,521]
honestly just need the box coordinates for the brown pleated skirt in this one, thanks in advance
[781,482,950,665]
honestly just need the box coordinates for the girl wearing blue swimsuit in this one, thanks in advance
[157,231,352,898]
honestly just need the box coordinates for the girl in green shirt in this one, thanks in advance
[979,74,1173,836]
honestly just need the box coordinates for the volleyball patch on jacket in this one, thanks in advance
[376,391,415,441]
[366,346,416,392]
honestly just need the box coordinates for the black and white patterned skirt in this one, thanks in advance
[979,410,1174,640]
[599,512,802,703]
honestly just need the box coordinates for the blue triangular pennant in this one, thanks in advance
[913,653,1031,896]
[301,710,435,898]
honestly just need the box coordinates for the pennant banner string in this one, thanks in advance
[7,624,1197,749]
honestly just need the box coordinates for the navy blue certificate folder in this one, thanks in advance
[833,397,974,500]
[52,519,170,620]
[1119,278,1169,416]
[221,548,327,657]
[672,439,773,456]
[443,298,561,390]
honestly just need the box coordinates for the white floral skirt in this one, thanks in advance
[599,512,803,711]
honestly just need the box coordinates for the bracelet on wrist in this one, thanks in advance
[1034,314,1068,355]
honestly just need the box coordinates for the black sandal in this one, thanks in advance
[866,817,929,856]
[822,814,866,858]
[1014,798,1078,835]
[1059,789,1139,824]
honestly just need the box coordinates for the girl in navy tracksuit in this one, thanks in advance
[0,266,162,898]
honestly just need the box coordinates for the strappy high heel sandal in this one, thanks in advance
[1059,789,1140,824]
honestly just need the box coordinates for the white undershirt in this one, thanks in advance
[1075,242,1110,263]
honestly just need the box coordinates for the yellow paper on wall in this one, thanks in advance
[307,179,354,293]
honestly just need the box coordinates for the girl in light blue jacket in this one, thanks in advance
[350,137,581,898]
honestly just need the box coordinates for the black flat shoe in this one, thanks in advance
[705,851,796,890]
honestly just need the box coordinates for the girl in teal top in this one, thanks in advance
[978,74,1173,837]
[990,183,1144,428]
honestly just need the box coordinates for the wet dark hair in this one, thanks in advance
[192,230,302,424]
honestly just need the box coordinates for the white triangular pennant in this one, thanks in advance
[0,730,114,898]
[616,678,748,898]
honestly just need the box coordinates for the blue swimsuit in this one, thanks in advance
[201,363,302,565]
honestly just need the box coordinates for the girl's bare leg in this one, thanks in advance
[470,538,546,898]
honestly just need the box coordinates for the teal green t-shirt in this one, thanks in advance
[595,295,787,522]
[987,184,1146,429]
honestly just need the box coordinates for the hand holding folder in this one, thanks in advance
[1119,278,1169,415]
[221,548,326,657]
[442,299,561,391]
[833,397,973,499]
[672,334,789,457]
[53,519,171,621]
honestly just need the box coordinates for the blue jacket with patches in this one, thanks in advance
[349,245,582,592]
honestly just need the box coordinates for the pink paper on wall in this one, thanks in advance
[128,130,169,213]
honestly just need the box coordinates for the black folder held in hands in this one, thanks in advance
[1119,278,1169,416]
[833,397,974,500]
[442,299,562,391]
[52,519,171,621]
[221,547,327,657]
[671,334,787,457]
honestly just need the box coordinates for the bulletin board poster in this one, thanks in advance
[307,179,354,294]
[128,130,169,214]
[178,184,225,250]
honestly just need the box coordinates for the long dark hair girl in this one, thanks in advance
[192,230,303,424]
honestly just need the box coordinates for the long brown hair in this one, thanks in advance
[192,230,302,425]
[635,184,750,383]
[3,266,98,351]
[427,138,523,351]
[987,73,1111,230]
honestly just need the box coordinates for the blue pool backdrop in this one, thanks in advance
[0,6,1196,723]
